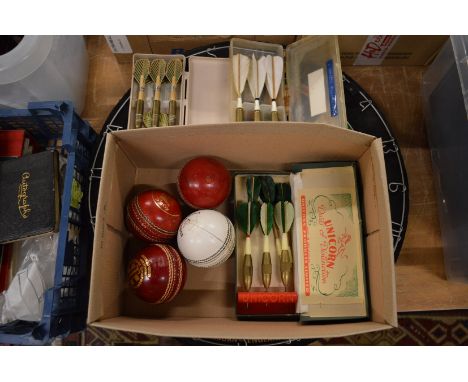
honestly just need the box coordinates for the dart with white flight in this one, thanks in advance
[232,53,250,122]
[247,54,267,122]
[265,55,284,121]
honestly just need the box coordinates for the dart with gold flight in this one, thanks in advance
[133,59,150,129]
[143,111,152,128]
[166,58,183,126]
[149,59,166,127]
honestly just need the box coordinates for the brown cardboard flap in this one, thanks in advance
[359,139,396,327]
[366,231,386,324]
[90,226,127,321]
[88,134,135,323]
[134,168,181,195]
[114,123,374,170]
[91,316,392,340]
[370,139,397,327]
[123,287,236,319]
[106,144,137,232]
[339,35,448,66]
[359,144,380,234]
[147,36,298,55]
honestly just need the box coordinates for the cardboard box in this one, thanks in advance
[148,36,298,54]
[88,123,396,340]
[107,36,448,67]
[106,36,298,64]
[105,36,152,64]
[339,35,449,66]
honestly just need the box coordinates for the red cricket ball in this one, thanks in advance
[127,244,187,304]
[126,189,182,243]
[177,157,231,209]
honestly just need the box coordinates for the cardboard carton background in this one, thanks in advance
[108,35,448,66]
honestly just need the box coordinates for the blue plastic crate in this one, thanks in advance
[0,101,96,345]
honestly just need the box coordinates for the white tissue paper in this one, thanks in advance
[0,233,59,324]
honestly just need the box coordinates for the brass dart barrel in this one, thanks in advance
[133,59,150,129]
[280,249,292,291]
[273,184,294,291]
[262,251,272,289]
[149,59,166,127]
[243,252,253,291]
[271,100,279,121]
[166,58,183,126]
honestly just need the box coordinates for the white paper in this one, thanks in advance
[0,234,58,324]
[353,35,400,65]
[1,262,45,323]
[307,69,327,118]
[105,35,133,54]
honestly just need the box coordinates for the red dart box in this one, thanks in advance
[88,122,396,340]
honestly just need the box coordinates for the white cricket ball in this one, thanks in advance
[177,210,235,268]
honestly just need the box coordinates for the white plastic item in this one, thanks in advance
[0,36,88,113]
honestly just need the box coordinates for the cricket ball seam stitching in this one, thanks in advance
[135,198,176,235]
[151,193,180,218]
[187,218,234,267]
[131,198,176,239]
[156,245,174,303]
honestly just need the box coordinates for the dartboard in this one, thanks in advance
[342,74,409,260]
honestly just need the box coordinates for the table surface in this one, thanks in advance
[82,36,468,313]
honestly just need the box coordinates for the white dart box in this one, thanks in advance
[127,53,228,129]
[229,36,347,128]
[127,36,347,129]
[87,122,397,340]
[128,54,186,129]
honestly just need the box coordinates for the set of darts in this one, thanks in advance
[232,53,284,122]
[237,176,294,292]
[133,58,183,128]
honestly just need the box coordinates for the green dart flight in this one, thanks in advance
[236,176,260,291]
[259,176,276,290]
[274,182,294,290]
